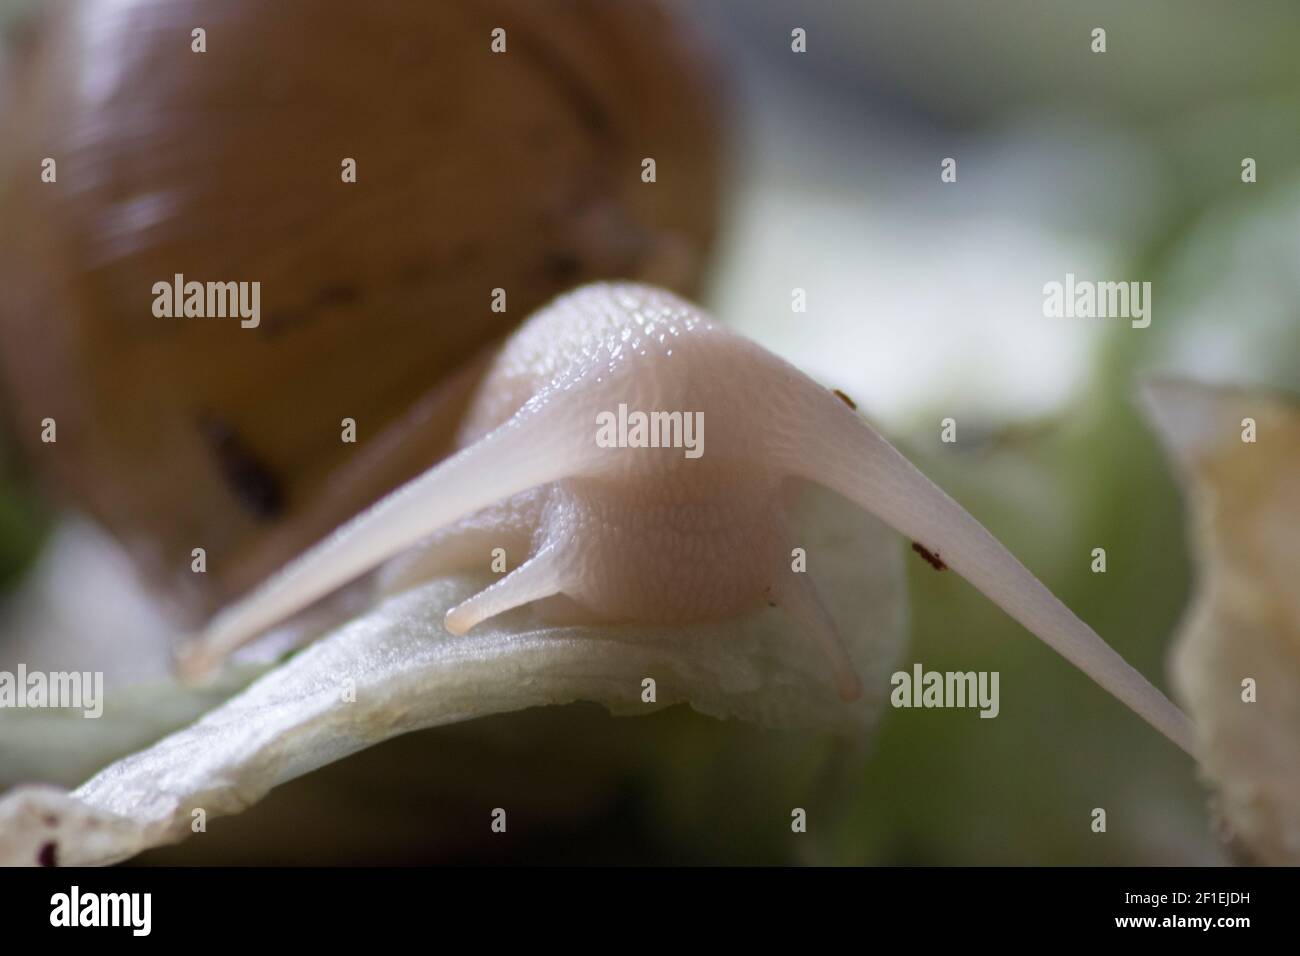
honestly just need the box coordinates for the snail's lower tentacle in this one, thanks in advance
[444,543,568,636]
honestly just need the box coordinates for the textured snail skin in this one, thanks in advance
[184,283,1196,754]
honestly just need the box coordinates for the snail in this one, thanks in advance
[0,0,722,621]
[179,282,1196,757]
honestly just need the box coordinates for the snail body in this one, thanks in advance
[184,283,1197,755]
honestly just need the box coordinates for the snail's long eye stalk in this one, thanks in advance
[786,387,1196,756]
[178,396,599,679]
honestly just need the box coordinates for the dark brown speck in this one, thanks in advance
[912,542,948,571]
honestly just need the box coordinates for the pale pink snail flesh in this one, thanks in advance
[179,283,1195,756]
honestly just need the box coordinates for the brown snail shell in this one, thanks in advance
[0,0,724,622]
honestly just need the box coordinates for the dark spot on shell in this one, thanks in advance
[314,282,361,308]
[259,308,302,336]
[912,542,948,571]
[42,814,58,827]
[197,413,285,522]
[37,842,57,867]
[544,252,582,281]
[832,388,857,410]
